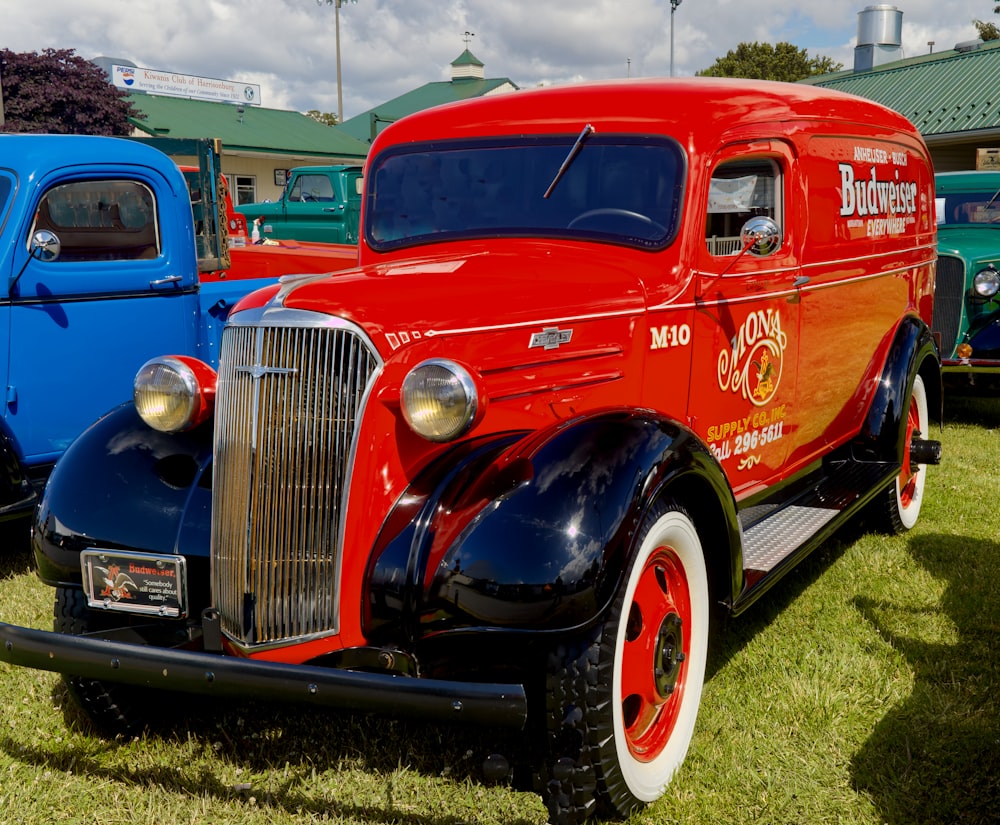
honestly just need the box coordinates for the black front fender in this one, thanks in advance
[32,403,214,587]
[365,410,736,644]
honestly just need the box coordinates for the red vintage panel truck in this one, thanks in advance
[1,78,941,823]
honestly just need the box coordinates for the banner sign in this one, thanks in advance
[112,64,262,106]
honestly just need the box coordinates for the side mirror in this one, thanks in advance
[10,229,61,294]
[30,229,62,262]
[740,216,781,257]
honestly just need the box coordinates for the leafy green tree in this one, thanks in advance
[973,3,1000,40]
[0,48,137,135]
[697,41,843,81]
[306,109,339,126]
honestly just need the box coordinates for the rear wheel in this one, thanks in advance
[536,501,710,823]
[874,373,929,533]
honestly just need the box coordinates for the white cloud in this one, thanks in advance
[1,1,992,119]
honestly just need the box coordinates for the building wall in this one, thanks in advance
[928,139,1000,174]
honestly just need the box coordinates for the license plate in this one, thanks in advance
[81,549,187,618]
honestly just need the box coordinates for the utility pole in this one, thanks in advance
[318,0,358,124]
[670,0,682,77]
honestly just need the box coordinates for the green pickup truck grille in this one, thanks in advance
[931,255,965,358]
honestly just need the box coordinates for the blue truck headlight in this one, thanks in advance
[973,267,1000,298]
[401,359,480,442]
[134,356,216,433]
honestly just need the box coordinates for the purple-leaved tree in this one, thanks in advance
[0,48,137,135]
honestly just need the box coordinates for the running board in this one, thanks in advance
[735,460,896,601]
[742,504,838,573]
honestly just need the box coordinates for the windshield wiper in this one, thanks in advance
[543,123,595,199]
[986,186,1000,211]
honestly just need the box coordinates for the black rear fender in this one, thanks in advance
[855,315,941,463]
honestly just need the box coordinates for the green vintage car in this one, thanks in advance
[236,165,363,244]
[933,170,1000,392]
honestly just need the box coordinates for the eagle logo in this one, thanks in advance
[752,350,778,402]
[97,564,138,602]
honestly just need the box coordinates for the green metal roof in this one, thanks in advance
[338,75,519,144]
[128,93,369,160]
[805,39,1000,139]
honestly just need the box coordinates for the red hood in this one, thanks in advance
[269,241,666,355]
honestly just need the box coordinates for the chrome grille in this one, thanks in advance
[932,255,966,358]
[210,308,381,648]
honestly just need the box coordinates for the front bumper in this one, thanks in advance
[0,621,527,729]
[941,360,1000,393]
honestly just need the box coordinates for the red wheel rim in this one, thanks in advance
[620,546,691,762]
[898,390,921,508]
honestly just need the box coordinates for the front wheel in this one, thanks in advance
[536,501,710,823]
[55,587,158,737]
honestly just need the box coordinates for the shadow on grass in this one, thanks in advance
[850,532,1000,825]
[2,683,538,823]
[942,395,1000,428]
[704,519,866,681]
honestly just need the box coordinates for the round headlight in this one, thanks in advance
[973,267,1000,298]
[134,356,216,433]
[401,359,479,442]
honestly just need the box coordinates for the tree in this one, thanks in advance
[0,48,137,135]
[697,41,843,82]
[973,3,1000,40]
[305,109,339,126]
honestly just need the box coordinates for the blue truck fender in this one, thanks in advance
[0,419,38,521]
[32,403,214,589]
[364,410,741,645]
[196,277,278,367]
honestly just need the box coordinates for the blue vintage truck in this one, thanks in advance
[0,134,354,526]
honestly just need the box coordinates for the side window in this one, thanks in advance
[290,174,336,203]
[234,175,256,206]
[705,158,781,255]
[0,173,14,224]
[31,180,159,262]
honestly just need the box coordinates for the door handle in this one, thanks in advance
[150,275,183,287]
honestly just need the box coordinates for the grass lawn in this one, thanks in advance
[0,398,997,824]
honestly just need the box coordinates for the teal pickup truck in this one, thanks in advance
[237,165,363,244]
[932,170,1000,393]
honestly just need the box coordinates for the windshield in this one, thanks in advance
[365,135,685,251]
[936,190,1000,226]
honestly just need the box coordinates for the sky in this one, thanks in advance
[1,1,994,122]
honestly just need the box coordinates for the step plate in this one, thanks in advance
[743,505,839,573]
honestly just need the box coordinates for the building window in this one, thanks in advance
[234,176,257,206]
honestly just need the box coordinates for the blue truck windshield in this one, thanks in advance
[365,136,685,251]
